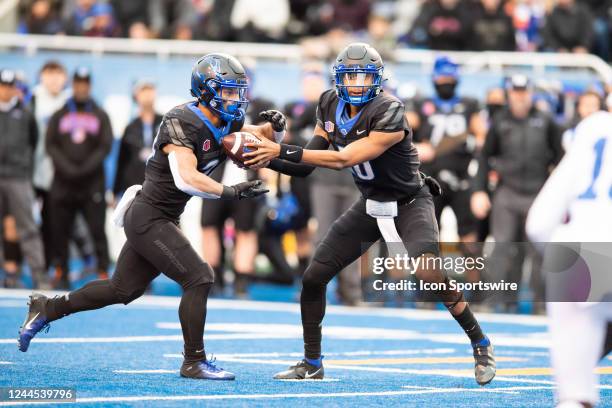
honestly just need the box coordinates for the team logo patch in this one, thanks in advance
[203,139,211,151]
[324,121,334,133]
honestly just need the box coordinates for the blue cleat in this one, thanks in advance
[472,335,496,386]
[180,356,235,380]
[18,294,50,352]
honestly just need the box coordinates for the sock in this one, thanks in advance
[45,279,121,322]
[305,356,322,367]
[301,283,326,360]
[453,305,485,345]
[179,282,212,363]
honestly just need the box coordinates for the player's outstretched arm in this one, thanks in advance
[163,144,268,199]
[243,125,403,170]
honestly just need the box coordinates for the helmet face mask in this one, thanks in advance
[204,77,248,122]
[190,54,249,123]
[333,43,384,107]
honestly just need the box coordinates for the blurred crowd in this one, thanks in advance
[8,0,612,60]
[0,53,610,311]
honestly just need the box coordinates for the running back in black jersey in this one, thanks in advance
[409,97,480,177]
[316,89,422,201]
[141,101,243,219]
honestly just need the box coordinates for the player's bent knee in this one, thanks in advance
[303,260,337,289]
[181,262,215,290]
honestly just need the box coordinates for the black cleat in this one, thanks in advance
[18,294,50,352]
[273,359,324,380]
[473,336,496,385]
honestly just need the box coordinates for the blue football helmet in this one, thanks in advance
[333,43,384,106]
[190,53,249,123]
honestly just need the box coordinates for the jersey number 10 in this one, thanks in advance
[338,146,375,180]
[578,137,612,200]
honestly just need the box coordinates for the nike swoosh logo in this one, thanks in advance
[24,312,40,330]
[304,367,322,379]
[286,150,298,155]
[357,130,366,135]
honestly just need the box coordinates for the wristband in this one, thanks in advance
[279,144,303,163]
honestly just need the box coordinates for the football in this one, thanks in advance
[221,131,263,164]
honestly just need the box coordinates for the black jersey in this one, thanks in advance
[410,96,480,177]
[316,89,422,201]
[141,101,243,219]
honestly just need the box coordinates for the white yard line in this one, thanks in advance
[0,386,557,406]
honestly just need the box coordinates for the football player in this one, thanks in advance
[406,56,485,243]
[527,111,612,408]
[18,53,286,380]
[244,43,496,385]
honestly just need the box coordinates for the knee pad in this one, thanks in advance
[181,262,214,290]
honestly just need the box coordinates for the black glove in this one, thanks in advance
[259,110,286,132]
[222,180,269,200]
[421,172,442,197]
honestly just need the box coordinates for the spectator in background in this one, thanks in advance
[0,69,48,289]
[328,0,372,32]
[195,0,236,41]
[508,0,545,52]
[46,68,112,289]
[109,0,151,38]
[18,0,63,35]
[417,0,473,50]
[30,61,70,272]
[471,75,563,312]
[149,0,197,40]
[542,0,594,53]
[360,11,396,58]
[113,80,162,197]
[230,0,290,42]
[65,0,119,37]
[577,0,612,60]
[472,0,516,51]
[562,89,604,150]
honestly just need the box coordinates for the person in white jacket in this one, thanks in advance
[526,110,612,408]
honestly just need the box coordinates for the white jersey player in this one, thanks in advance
[527,111,612,408]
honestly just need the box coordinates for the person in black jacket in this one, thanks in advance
[46,67,113,289]
[0,69,47,289]
[543,0,594,54]
[471,0,516,51]
[113,80,162,197]
[471,75,563,312]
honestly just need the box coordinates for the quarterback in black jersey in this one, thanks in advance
[17,54,285,380]
[244,43,496,385]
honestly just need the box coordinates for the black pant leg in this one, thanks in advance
[48,186,78,281]
[81,189,110,272]
[301,198,380,359]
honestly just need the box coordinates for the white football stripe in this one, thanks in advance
[231,132,242,155]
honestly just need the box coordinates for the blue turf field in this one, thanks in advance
[0,288,610,407]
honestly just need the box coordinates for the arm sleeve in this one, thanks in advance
[155,117,198,153]
[473,124,499,192]
[371,99,406,133]
[79,111,113,176]
[267,134,330,177]
[45,112,82,179]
